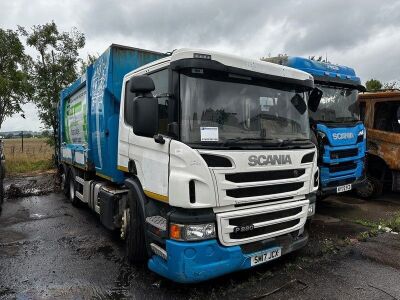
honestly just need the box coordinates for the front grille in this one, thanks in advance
[330,148,358,159]
[226,182,304,198]
[229,207,302,226]
[327,161,357,173]
[225,169,305,183]
[234,197,293,208]
[230,219,300,239]
[327,177,355,187]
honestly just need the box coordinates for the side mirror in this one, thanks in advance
[291,94,307,115]
[129,76,158,137]
[129,75,155,94]
[308,87,323,112]
[132,96,159,137]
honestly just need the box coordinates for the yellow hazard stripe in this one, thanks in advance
[117,165,129,172]
[144,190,169,203]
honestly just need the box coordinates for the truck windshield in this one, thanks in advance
[180,72,310,146]
[310,85,359,123]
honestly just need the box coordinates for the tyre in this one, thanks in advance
[0,179,4,206]
[67,168,80,206]
[356,176,383,199]
[125,190,147,263]
[60,165,69,197]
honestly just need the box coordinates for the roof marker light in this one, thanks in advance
[194,53,211,60]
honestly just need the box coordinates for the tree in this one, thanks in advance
[79,53,98,75]
[19,21,85,149]
[365,79,382,91]
[0,28,30,131]
[383,81,399,90]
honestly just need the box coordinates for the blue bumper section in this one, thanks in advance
[148,240,247,283]
[147,237,309,283]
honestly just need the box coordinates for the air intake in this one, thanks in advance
[201,154,232,167]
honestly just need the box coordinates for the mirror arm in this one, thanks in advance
[153,134,165,144]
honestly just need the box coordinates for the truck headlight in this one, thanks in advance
[170,223,216,241]
[308,203,315,217]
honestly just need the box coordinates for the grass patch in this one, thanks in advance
[2,138,55,175]
[353,214,400,241]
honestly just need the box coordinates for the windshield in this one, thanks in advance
[310,85,359,123]
[180,71,310,146]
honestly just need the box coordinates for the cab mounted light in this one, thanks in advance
[193,53,211,60]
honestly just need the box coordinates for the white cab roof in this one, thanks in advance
[125,48,313,82]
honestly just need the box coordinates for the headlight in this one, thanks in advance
[308,203,315,217]
[358,129,364,136]
[170,223,216,241]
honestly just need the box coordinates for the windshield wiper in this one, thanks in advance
[279,138,312,146]
[222,137,280,146]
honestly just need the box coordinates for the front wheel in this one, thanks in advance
[125,190,147,264]
[356,177,383,199]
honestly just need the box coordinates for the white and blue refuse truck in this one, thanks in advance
[58,44,322,283]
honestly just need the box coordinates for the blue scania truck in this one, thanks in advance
[267,56,366,195]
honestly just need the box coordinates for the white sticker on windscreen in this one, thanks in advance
[200,127,219,142]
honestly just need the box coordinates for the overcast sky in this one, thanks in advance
[1,0,400,132]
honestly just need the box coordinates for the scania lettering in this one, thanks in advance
[248,154,292,166]
[266,56,366,196]
[58,45,320,283]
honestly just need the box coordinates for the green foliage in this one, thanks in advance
[365,78,382,91]
[0,28,30,131]
[19,21,85,146]
[79,53,98,75]
[383,81,399,90]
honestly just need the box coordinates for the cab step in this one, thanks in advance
[145,216,167,231]
[150,243,167,260]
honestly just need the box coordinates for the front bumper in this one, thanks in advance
[148,232,308,283]
[319,175,366,195]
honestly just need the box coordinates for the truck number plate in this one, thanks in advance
[337,184,352,193]
[251,248,281,266]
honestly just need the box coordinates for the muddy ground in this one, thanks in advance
[1,174,400,299]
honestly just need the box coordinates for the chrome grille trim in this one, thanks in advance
[216,200,309,246]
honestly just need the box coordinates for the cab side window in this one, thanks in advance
[374,101,400,133]
[359,102,366,121]
[148,69,169,135]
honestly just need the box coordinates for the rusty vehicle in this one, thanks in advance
[357,90,400,197]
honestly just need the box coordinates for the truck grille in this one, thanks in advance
[229,207,302,226]
[226,182,303,198]
[328,161,357,173]
[216,200,309,246]
[230,220,300,239]
[225,169,305,183]
[330,148,358,159]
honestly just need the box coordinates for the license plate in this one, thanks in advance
[337,184,352,193]
[251,248,281,266]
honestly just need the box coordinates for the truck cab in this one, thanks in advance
[267,56,366,196]
[59,46,320,283]
[358,91,400,197]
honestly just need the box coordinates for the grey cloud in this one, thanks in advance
[1,0,400,131]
